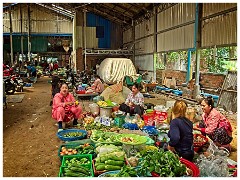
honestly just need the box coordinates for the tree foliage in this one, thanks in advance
[156,47,237,72]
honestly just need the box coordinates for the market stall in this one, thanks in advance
[55,99,237,177]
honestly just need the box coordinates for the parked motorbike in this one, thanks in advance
[3,76,16,95]
[12,75,24,92]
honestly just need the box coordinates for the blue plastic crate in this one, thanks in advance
[156,86,167,91]
[122,123,139,130]
[172,90,183,96]
[142,126,159,136]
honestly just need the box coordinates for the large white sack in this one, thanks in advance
[98,58,136,84]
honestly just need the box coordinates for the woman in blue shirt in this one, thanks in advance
[167,100,194,161]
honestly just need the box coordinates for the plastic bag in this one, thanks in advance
[195,140,229,177]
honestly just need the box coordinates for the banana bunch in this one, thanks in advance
[75,100,79,105]
[84,116,94,124]
[97,101,108,107]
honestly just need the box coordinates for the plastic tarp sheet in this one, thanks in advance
[98,58,136,84]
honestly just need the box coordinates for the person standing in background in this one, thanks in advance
[53,62,59,70]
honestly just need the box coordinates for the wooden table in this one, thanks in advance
[76,93,99,101]
[144,83,158,92]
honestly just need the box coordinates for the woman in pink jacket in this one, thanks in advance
[89,75,104,93]
[52,83,82,131]
[194,96,233,151]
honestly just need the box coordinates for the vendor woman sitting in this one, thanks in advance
[52,83,82,131]
[119,82,144,117]
[88,75,104,93]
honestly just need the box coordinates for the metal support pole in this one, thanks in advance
[9,5,14,66]
[20,3,24,67]
[72,12,76,71]
[193,3,201,97]
[153,6,157,81]
[27,4,31,63]
[186,49,192,82]
[83,10,87,70]
[132,19,135,64]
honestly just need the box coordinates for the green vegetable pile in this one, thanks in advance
[84,122,121,131]
[64,157,90,167]
[75,144,95,155]
[137,149,187,177]
[100,165,138,177]
[90,130,119,144]
[61,165,92,177]
[94,151,126,172]
[63,132,83,137]
[115,165,138,177]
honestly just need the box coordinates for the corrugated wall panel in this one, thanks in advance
[123,28,133,44]
[135,36,154,55]
[31,21,57,33]
[3,20,10,32]
[111,23,123,49]
[157,24,194,52]
[76,26,83,48]
[86,27,98,48]
[157,3,195,32]
[3,4,73,34]
[87,12,111,48]
[203,3,237,17]
[58,21,73,34]
[135,16,154,39]
[31,4,57,20]
[202,11,237,47]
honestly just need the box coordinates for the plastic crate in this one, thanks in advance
[58,143,96,161]
[142,114,155,126]
[62,154,92,167]
[172,90,183,96]
[57,129,87,141]
[58,163,94,177]
[114,116,125,127]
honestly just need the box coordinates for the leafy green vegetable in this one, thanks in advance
[115,165,138,177]
[137,149,187,177]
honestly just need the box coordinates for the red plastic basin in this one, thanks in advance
[150,158,200,177]
[180,158,200,177]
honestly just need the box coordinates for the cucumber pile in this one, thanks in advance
[61,165,92,177]
[63,132,83,137]
[64,157,90,166]
[94,151,126,172]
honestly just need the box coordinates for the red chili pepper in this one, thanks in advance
[155,141,161,147]
[233,170,237,177]
[151,172,160,177]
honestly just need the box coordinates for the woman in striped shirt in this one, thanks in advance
[119,82,144,117]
